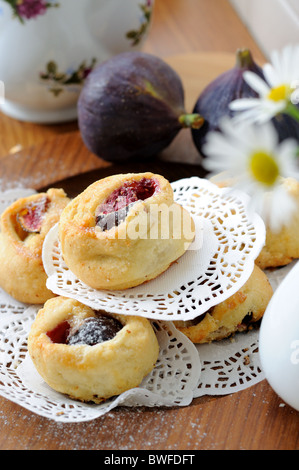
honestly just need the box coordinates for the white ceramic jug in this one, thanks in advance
[0,0,154,123]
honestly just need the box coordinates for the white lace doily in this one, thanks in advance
[195,329,263,396]
[43,177,266,321]
[192,263,299,397]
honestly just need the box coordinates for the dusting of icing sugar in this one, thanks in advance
[0,178,40,192]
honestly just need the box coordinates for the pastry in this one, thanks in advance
[174,265,273,343]
[58,172,195,290]
[211,174,299,269]
[255,178,299,269]
[28,296,159,403]
[0,188,70,303]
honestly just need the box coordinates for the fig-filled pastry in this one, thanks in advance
[28,296,159,403]
[255,177,299,269]
[0,188,70,303]
[174,265,273,343]
[59,172,195,290]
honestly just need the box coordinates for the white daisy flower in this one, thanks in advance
[202,117,299,233]
[229,44,299,124]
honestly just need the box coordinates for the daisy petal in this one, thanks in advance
[291,87,299,105]
[263,63,281,88]
[254,121,279,151]
[232,105,272,125]
[269,48,284,81]
[276,139,299,177]
[265,184,297,233]
[243,71,270,96]
[229,98,261,110]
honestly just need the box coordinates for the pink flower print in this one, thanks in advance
[16,0,48,19]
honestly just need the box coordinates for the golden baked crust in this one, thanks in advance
[255,178,299,269]
[28,297,159,403]
[174,265,273,343]
[59,172,195,290]
[211,174,299,269]
[0,188,70,303]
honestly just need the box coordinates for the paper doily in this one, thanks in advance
[192,262,299,397]
[195,329,264,396]
[43,177,266,321]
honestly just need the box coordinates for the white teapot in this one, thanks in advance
[0,0,154,123]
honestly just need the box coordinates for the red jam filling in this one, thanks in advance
[46,321,70,344]
[17,196,50,233]
[96,177,159,230]
[46,314,123,346]
[102,178,159,213]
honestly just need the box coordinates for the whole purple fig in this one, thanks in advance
[192,48,299,158]
[77,51,203,162]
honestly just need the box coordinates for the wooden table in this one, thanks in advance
[0,0,298,451]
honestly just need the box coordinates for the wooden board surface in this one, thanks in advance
[0,51,299,451]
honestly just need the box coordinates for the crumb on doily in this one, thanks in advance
[243,355,250,365]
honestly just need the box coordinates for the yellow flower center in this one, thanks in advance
[267,84,291,102]
[249,151,280,186]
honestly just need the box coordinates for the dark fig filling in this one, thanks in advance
[17,196,50,234]
[96,177,159,230]
[237,312,256,332]
[46,312,123,346]
[176,309,257,333]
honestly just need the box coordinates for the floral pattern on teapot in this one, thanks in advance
[39,58,96,96]
[3,0,59,23]
[126,0,153,46]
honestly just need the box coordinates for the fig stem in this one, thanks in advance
[179,113,204,129]
[236,48,254,69]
